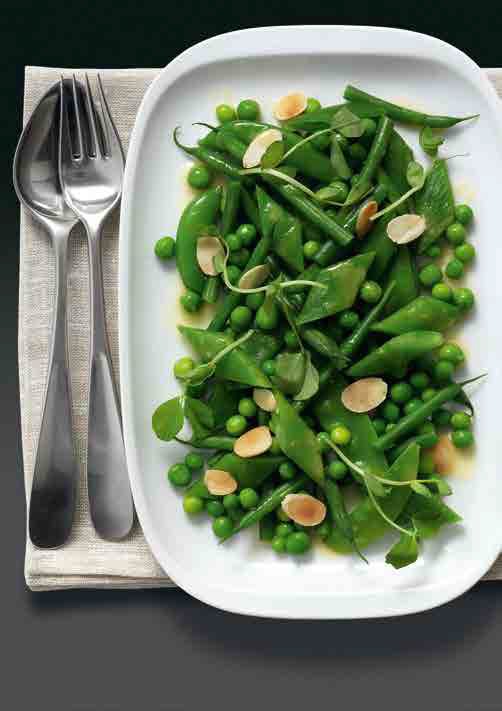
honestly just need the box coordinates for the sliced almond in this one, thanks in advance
[431,434,456,475]
[234,426,272,458]
[242,128,283,169]
[253,388,277,412]
[238,264,271,290]
[281,494,326,526]
[204,469,237,496]
[196,236,224,276]
[387,214,426,244]
[274,92,308,121]
[356,200,378,238]
[341,377,388,414]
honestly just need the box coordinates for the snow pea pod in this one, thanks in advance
[297,252,374,326]
[221,181,241,237]
[376,167,408,215]
[359,211,397,280]
[314,374,389,480]
[282,104,345,132]
[256,185,284,239]
[240,331,282,363]
[257,186,304,273]
[325,443,419,552]
[323,479,360,557]
[343,86,477,128]
[340,281,396,359]
[274,391,324,485]
[178,326,271,388]
[175,186,222,293]
[388,431,440,463]
[382,130,415,204]
[348,331,444,379]
[174,129,243,180]
[416,159,455,254]
[345,116,393,205]
[372,296,460,336]
[214,452,286,489]
[381,246,418,316]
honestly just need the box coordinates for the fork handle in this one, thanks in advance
[29,225,78,549]
[86,226,134,540]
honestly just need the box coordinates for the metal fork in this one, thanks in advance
[59,74,133,541]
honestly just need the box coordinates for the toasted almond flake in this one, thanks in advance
[281,494,326,526]
[253,388,277,412]
[242,128,283,169]
[356,200,378,238]
[234,426,272,458]
[204,469,237,496]
[238,264,271,289]
[196,236,224,276]
[274,92,308,121]
[341,377,388,413]
[387,214,426,244]
[431,434,456,476]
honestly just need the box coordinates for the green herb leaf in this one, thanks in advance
[260,140,285,169]
[330,133,352,180]
[294,352,320,401]
[332,107,364,138]
[184,396,214,440]
[272,352,306,396]
[410,480,433,498]
[152,397,184,441]
[420,126,444,157]
[431,478,452,496]
[406,160,426,189]
[385,531,419,569]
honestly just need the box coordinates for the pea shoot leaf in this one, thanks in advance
[332,106,364,138]
[294,352,320,401]
[385,531,419,570]
[406,160,426,189]
[152,397,184,441]
[410,480,433,498]
[272,351,306,395]
[420,126,444,157]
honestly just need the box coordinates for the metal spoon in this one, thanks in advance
[14,81,79,548]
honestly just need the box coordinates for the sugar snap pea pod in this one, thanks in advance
[297,252,374,326]
[340,281,396,359]
[345,116,394,205]
[273,215,304,273]
[347,331,444,379]
[374,374,484,451]
[381,246,418,316]
[324,479,365,560]
[240,185,261,230]
[343,86,478,127]
[300,327,347,366]
[274,391,324,484]
[220,181,241,237]
[178,326,271,388]
[207,235,272,331]
[202,277,220,304]
[175,186,222,293]
[263,179,354,248]
[174,128,242,180]
[221,474,309,541]
[189,435,237,451]
[325,443,419,553]
[416,159,455,254]
[215,452,286,489]
[372,296,460,336]
[359,211,397,281]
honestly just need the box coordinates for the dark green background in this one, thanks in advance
[3,2,502,709]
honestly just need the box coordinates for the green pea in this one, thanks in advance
[173,356,195,379]
[451,429,474,449]
[409,371,430,390]
[348,142,367,163]
[276,507,290,523]
[432,408,452,428]
[284,329,299,349]
[206,500,225,517]
[229,247,250,267]
[445,258,464,279]
[359,280,382,304]
[419,263,443,287]
[276,522,294,538]
[271,535,287,553]
[431,282,452,302]
[327,459,348,480]
[451,411,472,430]
[227,265,242,284]
[285,531,311,555]
[212,516,234,538]
[306,97,321,113]
[256,303,279,330]
[262,359,276,376]
[316,431,331,453]
[426,245,441,259]
[226,415,247,436]
[180,290,201,313]
[454,204,474,225]
[419,451,435,476]
[185,453,204,471]
[421,387,437,402]
[439,343,465,365]
[303,240,320,260]
[445,222,466,245]
[216,103,236,123]
[327,180,349,203]
[455,243,475,264]
[238,397,257,418]
[183,495,204,514]
[390,382,413,405]
[246,291,265,310]
[338,310,359,330]
[236,223,257,246]
[372,418,387,436]
[404,398,424,415]
[237,99,260,121]
[168,463,191,487]
[382,401,400,423]
[187,164,212,189]
[226,232,242,252]
[434,359,455,382]
[452,287,475,311]
[279,461,297,480]
[239,488,260,510]
[330,425,352,446]
[230,305,253,331]
[223,493,240,510]
[154,236,175,259]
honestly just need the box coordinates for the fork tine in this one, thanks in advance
[84,73,101,157]
[71,74,84,158]
[59,77,73,166]
[96,73,122,158]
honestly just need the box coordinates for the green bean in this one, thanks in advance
[340,281,395,359]
[174,128,242,180]
[343,85,478,128]
[202,277,220,304]
[240,185,261,230]
[218,128,247,162]
[345,116,393,205]
[189,435,237,451]
[221,181,241,237]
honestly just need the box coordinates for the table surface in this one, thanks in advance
[4,2,502,709]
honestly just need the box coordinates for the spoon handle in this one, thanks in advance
[29,224,78,549]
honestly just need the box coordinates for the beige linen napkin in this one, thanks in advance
[19,66,502,590]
